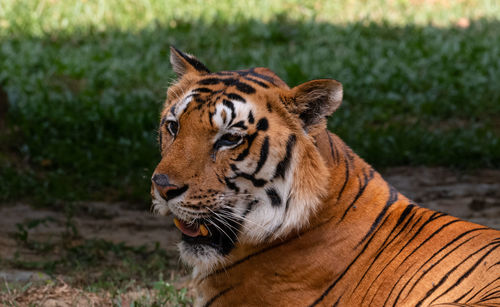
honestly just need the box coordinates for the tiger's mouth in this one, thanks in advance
[174,218,210,237]
[173,213,240,255]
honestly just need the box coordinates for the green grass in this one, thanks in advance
[1,0,500,203]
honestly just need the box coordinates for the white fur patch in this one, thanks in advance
[179,241,230,276]
[174,92,193,118]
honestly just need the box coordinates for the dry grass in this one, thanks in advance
[1,279,111,306]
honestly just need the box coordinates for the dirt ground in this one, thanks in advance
[0,167,499,305]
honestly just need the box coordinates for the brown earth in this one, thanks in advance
[0,167,499,305]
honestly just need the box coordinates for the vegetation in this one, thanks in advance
[1,0,499,203]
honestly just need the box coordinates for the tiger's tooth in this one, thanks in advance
[200,224,209,236]
[173,217,181,229]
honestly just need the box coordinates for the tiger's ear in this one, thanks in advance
[170,46,210,78]
[287,79,343,132]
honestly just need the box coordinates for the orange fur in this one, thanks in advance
[152,48,500,306]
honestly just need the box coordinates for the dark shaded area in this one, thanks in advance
[0,84,8,129]
[0,17,499,204]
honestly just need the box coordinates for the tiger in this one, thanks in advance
[151,47,500,307]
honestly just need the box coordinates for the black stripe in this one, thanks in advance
[208,111,214,127]
[454,287,475,303]
[338,168,375,223]
[415,242,499,307]
[481,295,500,303]
[326,130,338,163]
[359,211,425,305]
[256,118,269,131]
[355,206,418,303]
[248,68,277,85]
[222,99,236,125]
[172,46,210,73]
[194,95,205,104]
[215,173,225,184]
[336,155,350,202]
[266,102,272,112]
[244,76,269,88]
[481,287,500,298]
[202,196,343,283]
[356,184,399,247]
[222,99,235,111]
[467,276,500,303]
[370,259,415,307]
[374,219,464,304]
[214,71,234,76]
[234,80,255,94]
[254,136,269,175]
[358,212,446,304]
[230,120,247,129]
[488,260,500,270]
[479,290,500,302]
[234,133,257,161]
[274,134,296,179]
[203,286,234,307]
[226,92,246,103]
[266,188,282,207]
[243,200,259,218]
[355,212,404,303]
[194,87,213,93]
[202,199,345,284]
[393,228,487,305]
[399,234,481,305]
[234,172,267,187]
[373,212,446,268]
[394,219,463,271]
[224,177,239,192]
[202,233,304,282]
[381,260,420,306]
[332,295,342,307]
[309,210,395,306]
[198,77,221,85]
[248,111,255,124]
[429,243,500,305]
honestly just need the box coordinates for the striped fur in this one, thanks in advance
[151,48,500,306]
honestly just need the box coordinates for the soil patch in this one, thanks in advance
[1,167,499,305]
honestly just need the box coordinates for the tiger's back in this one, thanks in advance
[151,48,500,306]
[199,131,500,306]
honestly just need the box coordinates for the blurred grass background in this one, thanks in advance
[1,0,499,204]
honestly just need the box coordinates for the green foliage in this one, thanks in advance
[0,0,499,202]
[151,281,191,307]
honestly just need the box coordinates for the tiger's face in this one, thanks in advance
[151,48,342,272]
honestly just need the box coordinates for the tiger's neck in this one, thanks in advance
[310,129,408,234]
[195,129,413,305]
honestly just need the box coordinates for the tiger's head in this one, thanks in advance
[151,47,342,272]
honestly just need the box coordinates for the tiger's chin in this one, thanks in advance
[167,211,240,274]
[178,241,230,275]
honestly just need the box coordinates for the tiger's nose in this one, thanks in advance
[151,173,187,201]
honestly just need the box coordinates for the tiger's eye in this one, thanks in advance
[167,121,178,136]
[215,133,243,150]
[221,133,241,144]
